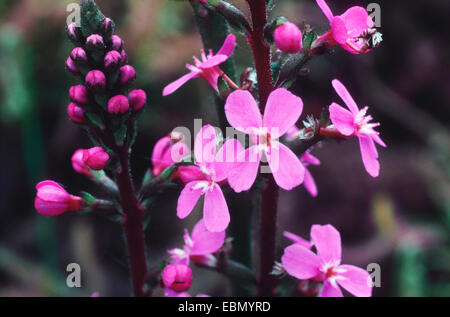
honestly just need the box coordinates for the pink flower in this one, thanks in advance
[168,219,225,266]
[300,151,320,197]
[314,0,375,54]
[328,79,386,177]
[274,22,303,53]
[151,133,190,177]
[283,231,313,249]
[162,264,193,293]
[82,146,110,171]
[162,34,236,96]
[71,149,92,177]
[107,95,129,114]
[281,224,373,297]
[177,125,243,232]
[67,103,84,124]
[224,88,305,192]
[34,180,84,216]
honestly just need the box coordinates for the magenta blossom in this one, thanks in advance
[300,151,320,197]
[314,0,375,54]
[328,79,386,177]
[224,88,305,192]
[281,224,373,297]
[168,219,225,266]
[34,181,84,216]
[177,125,243,232]
[162,34,236,96]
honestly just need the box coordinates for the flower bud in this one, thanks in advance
[274,22,303,53]
[128,89,147,112]
[85,70,106,90]
[71,149,92,177]
[101,17,115,38]
[120,49,128,65]
[111,35,123,51]
[86,34,104,51]
[66,23,83,43]
[107,95,129,114]
[162,264,193,293]
[34,180,84,216]
[119,65,136,86]
[104,50,122,71]
[66,57,79,75]
[67,103,84,124]
[69,85,89,105]
[82,146,110,171]
[70,47,88,64]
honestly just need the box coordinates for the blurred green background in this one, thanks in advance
[0,0,449,296]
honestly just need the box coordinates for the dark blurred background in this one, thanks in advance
[0,0,448,296]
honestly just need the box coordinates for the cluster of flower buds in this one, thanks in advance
[65,17,147,128]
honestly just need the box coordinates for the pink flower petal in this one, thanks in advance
[203,184,230,232]
[283,231,313,249]
[358,135,380,177]
[304,168,318,197]
[190,219,226,255]
[214,138,245,182]
[177,181,205,219]
[329,102,356,136]
[300,152,321,166]
[225,90,262,133]
[195,125,218,164]
[331,79,359,114]
[330,17,349,45]
[316,0,334,22]
[266,142,305,190]
[320,280,344,297]
[310,224,342,263]
[199,54,228,69]
[216,33,236,57]
[281,244,321,280]
[163,71,199,96]
[372,133,386,147]
[227,145,261,193]
[263,88,303,139]
[337,264,373,297]
[340,6,374,37]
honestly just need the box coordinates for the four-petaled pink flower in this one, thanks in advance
[282,224,373,297]
[168,219,225,266]
[315,0,375,54]
[328,79,386,177]
[162,34,236,96]
[224,88,305,192]
[300,151,320,197]
[177,125,243,232]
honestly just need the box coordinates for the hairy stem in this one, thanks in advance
[116,148,148,297]
[246,0,278,296]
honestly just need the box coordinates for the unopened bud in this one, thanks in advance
[86,34,104,51]
[119,65,136,86]
[85,70,106,90]
[67,103,84,124]
[69,85,89,105]
[70,47,88,64]
[82,146,110,171]
[66,57,79,75]
[101,17,115,38]
[104,50,122,71]
[162,264,193,293]
[128,89,147,112]
[66,23,83,43]
[111,35,123,51]
[107,95,129,114]
[274,22,303,53]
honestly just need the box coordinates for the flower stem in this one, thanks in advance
[246,0,278,296]
[116,147,148,297]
